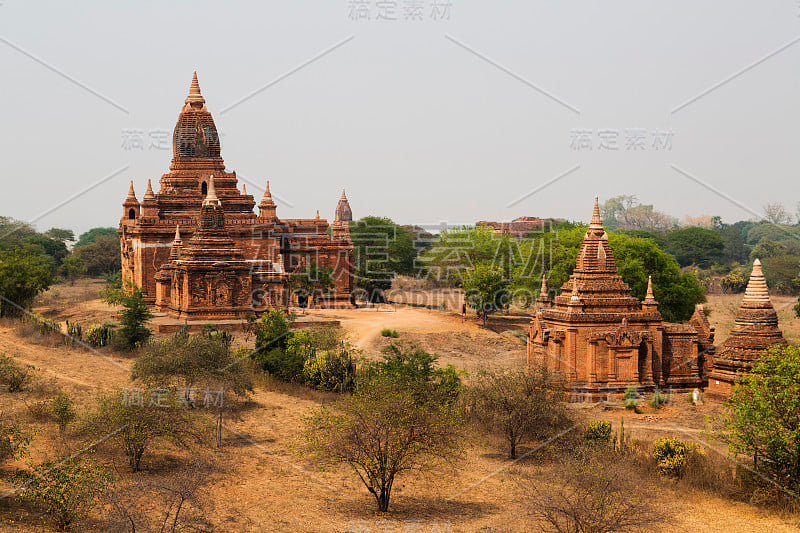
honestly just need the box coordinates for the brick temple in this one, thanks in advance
[527,197,716,397]
[118,72,355,319]
[707,259,787,396]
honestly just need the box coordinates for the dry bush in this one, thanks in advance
[527,449,668,533]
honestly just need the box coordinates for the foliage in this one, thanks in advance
[73,233,121,276]
[462,263,510,326]
[0,246,55,317]
[303,347,357,392]
[102,284,153,349]
[0,418,34,464]
[584,421,613,445]
[85,323,114,347]
[302,373,465,512]
[664,226,725,267]
[59,255,86,282]
[721,266,749,293]
[465,368,571,458]
[380,328,399,338]
[13,456,111,531]
[719,345,800,494]
[365,342,463,404]
[600,195,678,231]
[74,226,117,247]
[349,216,417,301]
[200,324,234,347]
[253,309,293,358]
[50,393,77,433]
[45,228,75,243]
[649,389,668,409]
[759,255,800,294]
[621,385,640,411]
[718,225,749,264]
[0,354,31,392]
[82,391,210,472]
[653,437,690,477]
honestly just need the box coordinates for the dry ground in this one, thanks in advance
[0,279,797,531]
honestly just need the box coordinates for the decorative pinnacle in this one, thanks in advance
[174,224,181,242]
[259,179,275,208]
[143,179,155,201]
[589,195,602,228]
[316,209,320,220]
[185,71,205,106]
[644,275,656,303]
[127,180,136,198]
[742,258,771,305]
[203,176,220,206]
[569,281,580,303]
[242,183,247,195]
[341,189,347,200]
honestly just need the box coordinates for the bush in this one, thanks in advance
[0,354,31,392]
[303,347,357,392]
[64,320,82,347]
[650,389,668,409]
[85,323,113,347]
[200,324,234,347]
[0,419,34,464]
[14,456,111,530]
[621,385,640,411]
[380,328,399,338]
[721,266,748,293]
[585,421,613,445]
[653,437,689,477]
[50,393,76,433]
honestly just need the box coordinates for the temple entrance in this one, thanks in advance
[201,181,208,195]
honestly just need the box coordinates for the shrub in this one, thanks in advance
[585,421,613,445]
[85,323,113,347]
[0,419,34,464]
[303,347,356,392]
[50,393,76,433]
[380,328,399,338]
[653,437,689,477]
[14,456,111,530]
[621,385,640,411]
[200,324,234,347]
[650,389,668,408]
[64,320,82,346]
[721,267,748,293]
[0,354,31,392]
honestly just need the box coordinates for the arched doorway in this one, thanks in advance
[201,181,208,196]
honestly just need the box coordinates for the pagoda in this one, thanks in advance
[707,259,787,395]
[119,72,355,317]
[527,197,715,397]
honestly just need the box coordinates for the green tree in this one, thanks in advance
[291,260,335,309]
[45,228,75,243]
[719,345,800,495]
[664,226,724,267]
[103,284,153,349]
[0,246,54,317]
[132,334,254,446]
[349,216,417,301]
[719,225,749,264]
[462,263,510,326]
[23,234,69,267]
[302,373,465,512]
[59,255,86,284]
[74,233,121,276]
[74,227,117,247]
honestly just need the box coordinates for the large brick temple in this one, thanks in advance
[118,73,355,319]
[527,197,716,396]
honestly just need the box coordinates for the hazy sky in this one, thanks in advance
[1,1,798,236]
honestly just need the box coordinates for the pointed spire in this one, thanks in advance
[185,71,205,106]
[259,180,275,207]
[589,195,602,229]
[242,183,247,195]
[540,274,548,295]
[127,180,136,199]
[742,259,771,305]
[174,224,182,242]
[203,176,220,206]
[645,276,655,301]
[341,189,347,200]
[265,180,271,197]
[143,179,156,201]
[569,281,581,303]
[315,209,320,220]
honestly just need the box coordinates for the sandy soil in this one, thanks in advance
[0,279,798,531]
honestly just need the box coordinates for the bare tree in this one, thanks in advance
[762,202,793,225]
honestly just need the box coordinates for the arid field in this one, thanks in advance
[0,280,798,532]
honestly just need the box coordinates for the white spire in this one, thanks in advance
[203,175,220,206]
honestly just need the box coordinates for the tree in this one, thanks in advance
[75,227,117,247]
[23,234,69,267]
[59,255,86,284]
[45,228,75,243]
[103,284,153,349]
[291,260,335,309]
[13,456,111,531]
[349,216,417,301]
[82,391,210,472]
[762,202,793,225]
[600,195,677,231]
[465,368,571,459]
[719,345,800,495]
[302,373,465,512]
[366,342,462,403]
[664,226,724,267]
[132,334,254,446]
[0,416,34,464]
[0,246,54,317]
[462,263,509,326]
[719,225,749,264]
[74,233,121,276]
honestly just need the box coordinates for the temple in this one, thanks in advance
[527,197,716,397]
[707,259,787,395]
[118,72,355,319]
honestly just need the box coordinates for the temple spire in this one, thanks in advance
[185,71,205,106]
[742,259,771,306]
[242,183,247,195]
[540,274,548,296]
[126,180,136,199]
[589,195,602,229]
[143,179,155,201]
[316,209,320,220]
[174,224,181,242]
[645,276,655,301]
[203,176,220,206]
